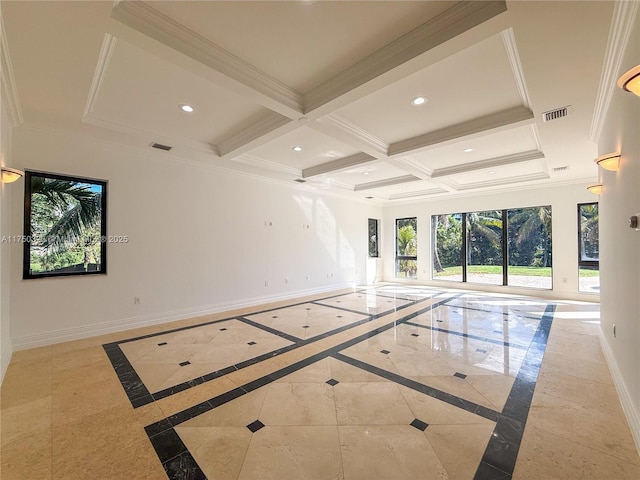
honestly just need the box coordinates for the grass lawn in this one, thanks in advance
[434,265,600,277]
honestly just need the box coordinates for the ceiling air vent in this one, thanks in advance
[552,166,569,172]
[542,106,570,122]
[294,178,306,183]
[365,196,374,199]
[150,142,173,151]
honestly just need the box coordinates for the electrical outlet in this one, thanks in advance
[134,297,141,304]
[613,324,616,338]
[264,280,269,287]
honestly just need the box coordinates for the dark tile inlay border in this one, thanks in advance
[473,304,556,480]
[105,288,430,408]
[405,321,529,350]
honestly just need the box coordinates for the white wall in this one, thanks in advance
[0,99,13,381]
[381,183,598,301]
[598,14,640,450]
[8,127,381,349]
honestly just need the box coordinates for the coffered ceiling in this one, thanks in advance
[1,1,616,203]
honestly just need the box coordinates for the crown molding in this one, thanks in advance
[302,152,376,179]
[234,153,301,177]
[501,28,531,109]
[0,15,24,127]
[353,174,420,192]
[111,0,303,118]
[304,1,507,115]
[83,34,117,118]
[431,150,544,178]
[389,105,535,157]
[589,0,639,142]
[82,112,218,156]
[217,111,295,159]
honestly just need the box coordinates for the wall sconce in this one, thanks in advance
[1,167,24,184]
[618,65,640,96]
[594,153,620,171]
[587,184,603,195]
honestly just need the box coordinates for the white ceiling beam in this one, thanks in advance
[354,174,421,192]
[431,150,544,177]
[302,152,377,179]
[303,1,509,118]
[110,1,303,119]
[218,111,297,160]
[388,105,535,157]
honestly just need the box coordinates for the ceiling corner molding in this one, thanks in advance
[0,15,24,127]
[431,149,544,178]
[353,174,420,192]
[83,34,117,118]
[111,0,303,117]
[234,153,301,177]
[501,28,531,109]
[589,0,639,143]
[303,0,507,114]
[315,114,388,156]
[217,111,295,159]
[388,105,534,157]
[302,152,376,179]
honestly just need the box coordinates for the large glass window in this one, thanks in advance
[578,202,599,293]
[467,210,503,285]
[395,217,417,278]
[23,171,107,279]
[507,206,552,289]
[432,214,463,282]
[431,205,552,289]
[368,218,379,257]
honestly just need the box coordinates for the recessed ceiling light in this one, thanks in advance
[488,170,496,175]
[411,96,428,106]
[179,104,194,113]
[363,172,369,175]
[464,148,474,153]
[292,146,303,152]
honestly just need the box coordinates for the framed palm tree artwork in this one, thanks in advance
[22,171,107,279]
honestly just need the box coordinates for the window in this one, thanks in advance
[368,218,379,257]
[578,202,599,293]
[395,217,417,278]
[467,210,503,285]
[507,206,552,289]
[432,214,463,282]
[23,171,107,279]
[432,205,552,289]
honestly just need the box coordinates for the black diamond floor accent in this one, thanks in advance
[326,379,339,386]
[219,328,227,331]
[411,333,419,337]
[179,361,191,367]
[157,342,167,346]
[248,341,257,346]
[436,319,443,323]
[246,420,265,433]
[453,372,467,379]
[272,315,278,318]
[476,348,487,354]
[337,315,343,318]
[410,418,429,431]
[306,308,311,311]
[380,349,390,355]
[493,330,502,334]
[302,325,310,329]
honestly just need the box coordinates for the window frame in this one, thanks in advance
[395,217,418,278]
[23,170,108,279]
[577,202,599,270]
[368,218,379,258]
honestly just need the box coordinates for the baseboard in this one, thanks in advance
[598,331,640,456]
[11,283,353,350]
[0,339,13,384]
